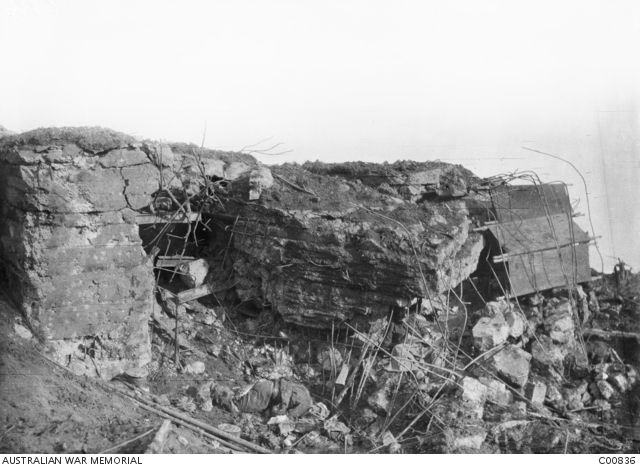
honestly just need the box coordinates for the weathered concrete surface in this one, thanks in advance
[223,162,484,328]
[0,128,157,379]
[0,128,260,378]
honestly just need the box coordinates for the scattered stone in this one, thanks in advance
[545,384,563,404]
[177,259,210,289]
[480,378,513,406]
[524,381,547,406]
[491,345,531,387]
[14,323,33,340]
[594,399,612,411]
[224,161,252,180]
[511,401,528,418]
[596,380,615,400]
[390,343,423,371]
[248,166,274,200]
[184,361,206,375]
[448,427,487,451]
[367,375,396,414]
[562,385,584,411]
[472,315,509,352]
[504,309,525,339]
[460,377,488,419]
[531,336,566,376]
[544,301,574,344]
[317,346,343,372]
[608,373,629,393]
[381,431,401,453]
[206,343,222,357]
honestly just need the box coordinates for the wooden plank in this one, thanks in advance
[136,212,200,225]
[487,213,590,256]
[506,243,590,296]
[490,184,571,222]
[156,256,196,268]
[492,238,597,262]
[176,283,214,304]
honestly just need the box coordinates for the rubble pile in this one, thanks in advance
[1,127,638,454]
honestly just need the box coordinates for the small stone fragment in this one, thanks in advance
[460,377,488,419]
[596,380,615,400]
[545,301,574,344]
[14,323,33,340]
[317,346,343,372]
[480,378,513,406]
[184,361,206,375]
[472,315,509,351]
[503,309,525,339]
[525,381,547,406]
[608,373,629,393]
[491,345,531,387]
[248,166,274,200]
[177,259,210,288]
[449,427,487,451]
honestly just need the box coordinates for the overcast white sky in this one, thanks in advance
[1,0,638,271]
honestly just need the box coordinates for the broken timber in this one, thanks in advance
[477,184,593,297]
[156,255,197,268]
[136,212,201,224]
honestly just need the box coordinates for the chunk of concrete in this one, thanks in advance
[460,377,488,419]
[491,345,531,387]
[531,335,566,377]
[249,166,274,201]
[472,315,509,352]
[177,259,210,289]
[184,361,206,375]
[317,346,343,372]
[504,309,525,339]
[524,381,547,406]
[545,301,575,344]
[608,373,629,393]
[596,380,615,400]
[390,343,422,371]
[449,427,487,451]
[479,377,513,406]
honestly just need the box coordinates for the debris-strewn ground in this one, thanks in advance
[0,128,638,454]
[3,267,637,453]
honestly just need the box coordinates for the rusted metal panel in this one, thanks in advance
[487,213,590,256]
[506,243,591,296]
[490,184,571,222]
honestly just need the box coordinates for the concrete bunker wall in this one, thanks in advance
[0,126,490,378]
[0,128,260,379]
[0,129,158,378]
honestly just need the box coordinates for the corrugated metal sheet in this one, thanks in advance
[487,213,590,256]
[490,184,571,222]
[506,243,591,296]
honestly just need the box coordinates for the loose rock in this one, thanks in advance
[491,345,531,387]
